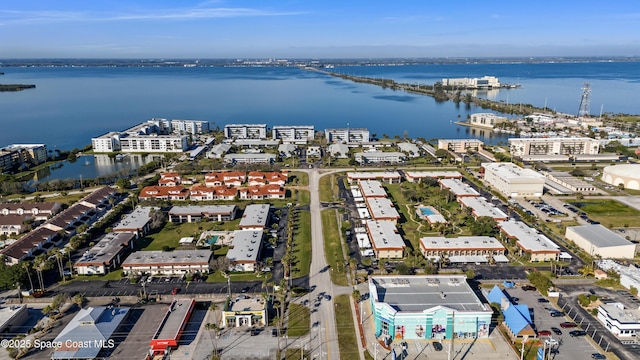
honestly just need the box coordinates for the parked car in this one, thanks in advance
[171,287,179,295]
[560,322,578,328]
[433,342,443,351]
[569,330,587,337]
[591,354,606,359]
[537,330,552,336]
[589,289,596,295]
[522,285,537,291]
[551,327,562,335]
[550,311,564,317]
[538,298,550,303]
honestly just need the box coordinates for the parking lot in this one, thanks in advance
[500,286,602,359]
[106,303,168,359]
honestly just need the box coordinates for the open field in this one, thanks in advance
[571,199,640,228]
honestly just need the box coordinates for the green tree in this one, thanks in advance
[469,216,498,236]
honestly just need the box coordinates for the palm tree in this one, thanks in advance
[51,248,65,281]
[204,322,220,359]
[22,262,34,292]
[34,254,47,291]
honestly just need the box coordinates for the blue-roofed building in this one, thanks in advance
[51,306,130,359]
[487,285,536,341]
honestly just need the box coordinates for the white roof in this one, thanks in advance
[404,171,462,179]
[459,197,508,219]
[499,220,560,253]
[113,206,153,231]
[420,236,505,251]
[567,224,634,248]
[482,162,546,183]
[239,204,270,228]
[439,178,480,197]
[366,197,400,220]
[226,230,263,263]
[347,171,402,180]
[366,220,405,250]
[359,180,387,198]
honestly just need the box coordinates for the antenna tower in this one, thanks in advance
[577,82,591,118]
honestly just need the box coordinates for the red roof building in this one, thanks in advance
[238,184,285,200]
[139,186,189,201]
[247,171,288,186]
[159,172,182,187]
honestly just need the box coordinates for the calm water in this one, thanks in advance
[1,62,639,154]
[25,154,153,183]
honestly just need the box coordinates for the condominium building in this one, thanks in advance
[482,162,545,198]
[499,220,560,262]
[347,171,402,184]
[509,137,600,157]
[468,113,509,129]
[325,128,370,143]
[239,204,270,230]
[224,124,268,139]
[92,120,201,153]
[437,139,484,153]
[3,144,48,165]
[365,220,405,259]
[74,232,136,275]
[354,151,405,165]
[441,76,500,88]
[152,118,210,134]
[226,230,264,272]
[419,236,505,260]
[272,125,315,144]
[224,153,276,164]
[122,249,212,275]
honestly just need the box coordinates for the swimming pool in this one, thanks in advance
[207,235,219,245]
[420,207,435,216]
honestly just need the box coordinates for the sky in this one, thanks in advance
[1,0,639,59]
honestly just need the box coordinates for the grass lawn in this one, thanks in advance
[139,219,240,251]
[335,294,359,360]
[287,303,310,337]
[206,270,270,283]
[571,199,640,228]
[290,171,309,186]
[319,174,339,203]
[74,269,125,282]
[283,348,310,360]
[291,211,312,279]
[296,189,310,206]
[322,209,348,286]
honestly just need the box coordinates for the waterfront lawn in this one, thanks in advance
[291,210,312,279]
[571,199,640,228]
[287,303,310,337]
[335,294,359,360]
[322,209,348,286]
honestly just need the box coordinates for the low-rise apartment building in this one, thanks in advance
[365,220,405,259]
[325,128,370,143]
[226,230,263,272]
[74,232,136,275]
[499,220,560,262]
[122,249,212,275]
[509,137,600,157]
[168,205,238,223]
[224,124,267,139]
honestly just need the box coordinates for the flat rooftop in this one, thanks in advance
[113,207,153,231]
[439,178,480,197]
[420,236,504,251]
[156,299,194,341]
[567,224,633,248]
[499,220,560,253]
[482,162,545,183]
[370,275,486,312]
[122,249,211,266]
[168,205,237,216]
[404,171,462,179]
[359,180,387,198]
[347,171,402,180]
[226,230,263,263]
[600,303,640,324]
[365,220,405,250]
[75,232,135,266]
[229,297,265,312]
[459,197,508,219]
[239,204,270,228]
[366,197,400,220]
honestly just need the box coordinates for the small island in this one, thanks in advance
[0,84,36,92]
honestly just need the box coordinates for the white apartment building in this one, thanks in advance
[118,134,189,153]
[482,162,545,198]
[272,125,315,144]
[509,137,600,157]
[468,113,509,129]
[441,76,500,88]
[325,128,370,143]
[438,139,484,153]
[224,124,268,139]
[598,303,640,338]
[152,118,210,134]
[354,151,405,165]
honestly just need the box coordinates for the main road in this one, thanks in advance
[305,169,339,360]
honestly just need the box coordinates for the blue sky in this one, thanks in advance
[1,0,639,58]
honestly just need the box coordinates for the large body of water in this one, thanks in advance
[1,61,639,153]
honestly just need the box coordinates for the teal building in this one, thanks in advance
[368,275,493,342]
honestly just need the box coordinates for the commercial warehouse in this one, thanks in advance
[368,275,493,343]
[565,224,637,259]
